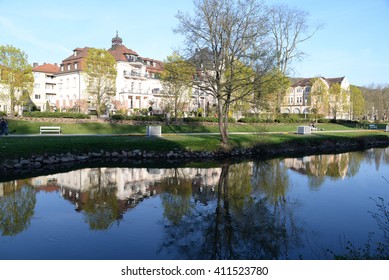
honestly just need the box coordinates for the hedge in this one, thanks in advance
[111,114,164,122]
[23,112,90,119]
[183,117,236,123]
[237,117,273,123]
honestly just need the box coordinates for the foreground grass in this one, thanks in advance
[6,118,385,135]
[1,131,388,161]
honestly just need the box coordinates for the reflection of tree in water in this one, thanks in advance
[160,169,192,225]
[252,160,303,258]
[81,169,121,231]
[160,162,302,259]
[0,181,36,236]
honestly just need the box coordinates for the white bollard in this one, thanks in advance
[146,125,161,137]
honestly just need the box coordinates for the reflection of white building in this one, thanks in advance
[284,153,350,179]
[31,167,221,201]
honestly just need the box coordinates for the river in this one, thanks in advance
[1,147,389,260]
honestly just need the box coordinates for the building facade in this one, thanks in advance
[282,76,350,119]
[31,63,60,111]
[29,33,164,115]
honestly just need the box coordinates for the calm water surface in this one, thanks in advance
[1,148,389,260]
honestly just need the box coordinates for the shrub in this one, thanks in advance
[23,111,90,119]
[183,117,236,123]
[111,114,164,122]
[238,117,270,123]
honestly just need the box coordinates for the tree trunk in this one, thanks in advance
[217,99,229,146]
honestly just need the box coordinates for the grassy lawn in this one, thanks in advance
[6,118,385,135]
[1,129,388,161]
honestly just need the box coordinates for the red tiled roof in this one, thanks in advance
[62,47,90,63]
[292,78,312,87]
[59,47,90,72]
[108,45,138,62]
[143,57,163,73]
[33,63,60,74]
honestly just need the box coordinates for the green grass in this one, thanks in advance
[1,130,388,161]
[6,118,381,135]
[1,118,388,161]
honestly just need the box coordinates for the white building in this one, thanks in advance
[282,76,350,119]
[32,63,60,111]
[53,33,164,114]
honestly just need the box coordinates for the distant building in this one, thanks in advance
[54,32,164,114]
[282,76,350,119]
[32,63,60,111]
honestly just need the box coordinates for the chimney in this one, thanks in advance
[33,62,38,67]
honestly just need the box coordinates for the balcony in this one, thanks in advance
[123,70,147,80]
[127,56,144,67]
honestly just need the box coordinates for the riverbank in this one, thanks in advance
[1,131,388,180]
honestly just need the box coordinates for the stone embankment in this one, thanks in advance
[1,134,388,177]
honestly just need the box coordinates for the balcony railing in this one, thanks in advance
[123,70,147,79]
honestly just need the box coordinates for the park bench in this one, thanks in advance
[40,126,61,134]
[368,124,377,129]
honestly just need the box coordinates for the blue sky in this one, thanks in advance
[0,0,388,86]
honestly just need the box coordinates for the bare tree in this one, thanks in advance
[267,4,321,110]
[175,0,269,146]
[268,3,320,75]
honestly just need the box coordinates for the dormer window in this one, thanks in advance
[74,63,78,70]
[74,50,77,56]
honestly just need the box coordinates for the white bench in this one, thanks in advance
[368,124,377,129]
[40,126,61,134]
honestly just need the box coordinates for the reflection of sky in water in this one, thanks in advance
[286,161,388,259]
[0,148,389,260]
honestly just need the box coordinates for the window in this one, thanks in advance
[34,83,40,89]
[74,63,78,70]
[66,78,69,88]
[61,65,64,71]
[67,64,71,71]
[34,94,41,100]
[73,77,77,88]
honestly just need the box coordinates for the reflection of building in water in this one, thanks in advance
[284,153,350,179]
[24,167,222,209]
[191,170,220,204]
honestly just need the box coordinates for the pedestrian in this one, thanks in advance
[0,118,9,135]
